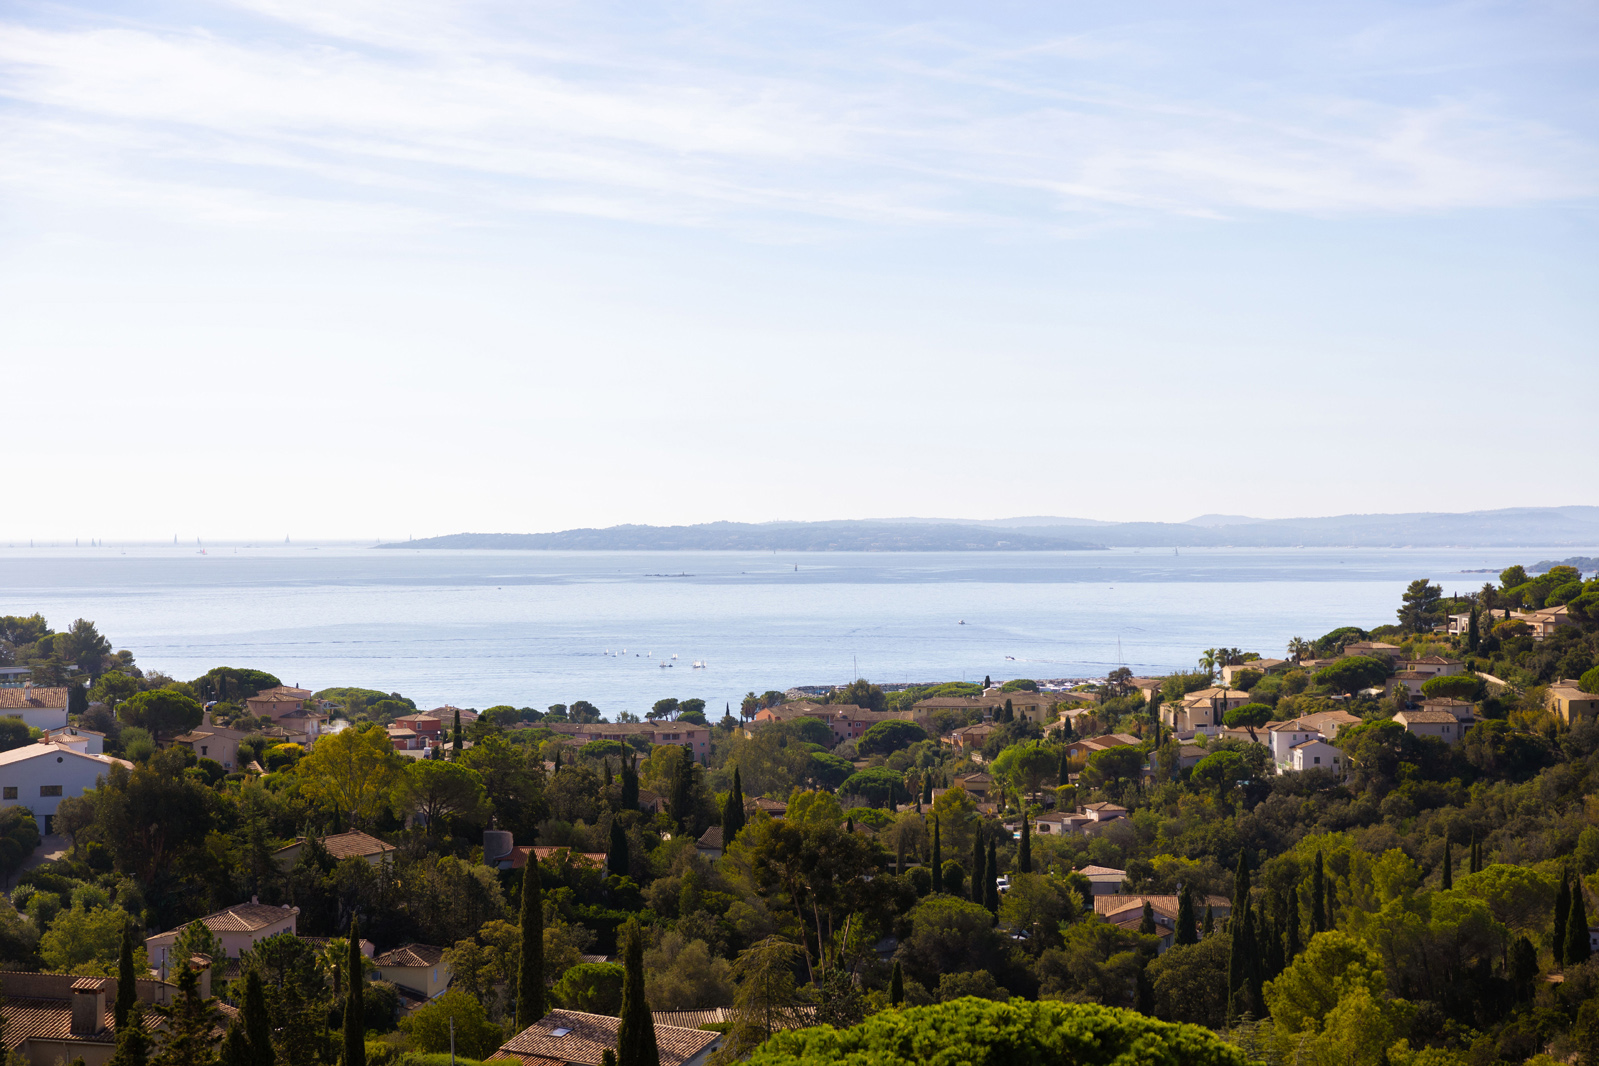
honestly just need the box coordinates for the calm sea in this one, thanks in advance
[0,545,1582,716]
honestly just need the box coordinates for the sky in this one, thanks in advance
[2,0,1596,541]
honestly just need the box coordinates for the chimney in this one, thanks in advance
[189,957,212,1000]
[22,682,31,700]
[71,977,107,1036]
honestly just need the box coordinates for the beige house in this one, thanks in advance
[1162,688,1249,734]
[547,721,713,765]
[943,722,1000,752]
[1393,708,1470,744]
[145,901,299,978]
[1343,641,1403,660]
[373,944,451,1003]
[1220,659,1288,686]
[244,686,314,721]
[1064,733,1139,761]
[1546,681,1599,725]
[1290,739,1342,772]
[0,971,233,1066]
[912,692,1053,725]
[273,829,396,869]
[1078,864,1128,895]
[1094,894,1232,955]
[173,713,254,770]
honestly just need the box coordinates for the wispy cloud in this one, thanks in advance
[1,0,1594,236]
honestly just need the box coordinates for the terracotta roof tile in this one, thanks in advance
[374,945,446,968]
[0,688,69,710]
[498,1010,719,1066]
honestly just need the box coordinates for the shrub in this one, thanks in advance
[1419,675,1484,702]
[857,721,929,757]
[743,998,1252,1066]
[551,962,625,1015]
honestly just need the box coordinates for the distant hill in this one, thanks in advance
[379,506,1599,551]
[381,521,1103,552]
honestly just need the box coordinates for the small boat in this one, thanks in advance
[958,620,966,625]
[692,660,707,669]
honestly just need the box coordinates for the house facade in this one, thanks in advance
[0,686,70,731]
[372,944,451,1003]
[1547,681,1599,725]
[0,745,132,834]
[1290,739,1342,772]
[546,721,713,765]
[145,901,299,978]
[1393,709,1470,744]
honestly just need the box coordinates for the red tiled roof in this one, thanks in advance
[274,830,395,860]
[0,688,69,710]
[507,846,606,871]
[496,1010,718,1066]
[374,944,446,968]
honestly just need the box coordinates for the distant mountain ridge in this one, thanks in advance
[379,506,1599,551]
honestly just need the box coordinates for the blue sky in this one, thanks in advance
[2,0,1595,539]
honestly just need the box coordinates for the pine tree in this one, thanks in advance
[722,768,746,844]
[609,820,630,878]
[1310,850,1327,935]
[1175,886,1197,946]
[515,855,545,1028]
[971,835,985,905]
[116,921,137,1029]
[1554,873,1571,967]
[451,709,462,754]
[241,972,272,1066]
[342,917,364,1066]
[1018,815,1032,874]
[889,961,904,1006]
[984,840,999,915]
[616,921,659,1066]
[110,1004,151,1066]
[1565,888,1592,967]
[1442,840,1453,891]
[154,961,221,1066]
[930,818,943,894]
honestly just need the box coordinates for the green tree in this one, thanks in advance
[153,959,221,1066]
[608,820,630,878]
[1440,840,1452,891]
[1175,886,1197,947]
[1566,888,1592,967]
[396,759,491,831]
[0,807,41,887]
[1018,814,1032,874]
[1222,702,1272,743]
[240,972,273,1066]
[1398,579,1443,632]
[172,921,227,968]
[838,767,906,809]
[1262,931,1387,1037]
[451,708,462,754]
[551,962,625,1015]
[116,922,138,1026]
[723,766,746,844]
[889,960,904,1005]
[342,918,364,1066]
[725,937,806,1059]
[971,834,985,905]
[398,990,502,1058]
[616,921,658,1066]
[1420,675,1484,702]
[746,999,1252,1066]
[110,1004,152,1066]
[296,725,405,828]
[1312,656,1391,697]
[930,817,943,894]
[1555,872,1571,965]
[515,856,545,1027]
[857,720,928,757]
[1148,935,1229,1028]
[117,690,203,740]
[42,904,146,976]
[984,840,1000,915]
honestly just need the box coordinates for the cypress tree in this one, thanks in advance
[722,768,745,843]
[1565,889,1592,967]
[220,1022,251,1066]
[242,972,272,1066]
[620,755,639,812]
[343,917,364,1066]
[1310,850,1327,935]
[551,748,562,773]
[1554,873,1571,966]
[1467,606,1479,651]
[669,749,695,833]
[604,760,613,788]
[1441,840,1453,891]
[451,709,462,754]
[616,921,658,1066]
[930,818,943,894]
[971,834,985,904]
[984,840,999,915]
[115,922,137,1029]
[1004,699,1014,722]
[602,1052,617,1066]
[1228,854,1253,1022]
[515,855,545,1028]
[1019,815,1032,875]
[1135,958,1153,1015]
[1284,887,1302,962]
[609,820,630,878]
[889,961,903,1006]
[922,776,932,805]
[1059,746,1070,787]
[1139,900,1156,935]
[846,816,854,835]
[1175,886,1197,946]
[1204,905,1214,937]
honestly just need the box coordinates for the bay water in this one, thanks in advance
[0,545,1581,717]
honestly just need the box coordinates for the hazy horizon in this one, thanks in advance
[4,0,1595,540]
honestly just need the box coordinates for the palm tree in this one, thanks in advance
[1287,637,1310,663]
[1199,648,1219,681]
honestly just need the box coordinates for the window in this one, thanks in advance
[39,785,62,797]
[1,787,14,800]
[201,746,208,756]
[1313,756,1322,764]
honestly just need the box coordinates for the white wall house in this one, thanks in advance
[0,746,132,834]
[0,686,71,731]
[1290,739,1342,772]
[145,902,300,979]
